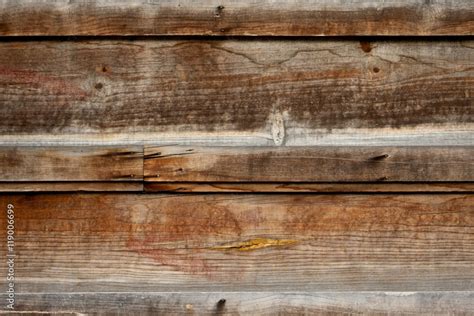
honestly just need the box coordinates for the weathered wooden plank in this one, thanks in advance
[0,0,472,36]
[1,194,472,292]
[0,182,143,192]
[2,292,473,315]
[145,182,474,193]
[144,146,474,182]
[0,146,143,181]
[0,40,472,146]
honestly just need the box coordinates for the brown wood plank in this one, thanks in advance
[0,182,143,192]
[2,292,473,315]
[144,146,474,182]
[0,0,472,36]
[1,193,472,292]
[145,182,474,193]
[0,40,472,146]
[0,146,143,181]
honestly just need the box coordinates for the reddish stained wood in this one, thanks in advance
[1,193,472,292]
[0,40,472,146]
[0,0,472,36]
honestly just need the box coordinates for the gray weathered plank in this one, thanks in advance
[0,0,472,36]
[1,194,472,292]
[144,146,474,182]
[2,292,473,315]
[0,146,143,181]
[0,40,472,146]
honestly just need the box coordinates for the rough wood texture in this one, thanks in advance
[0,146,143,181]
[1,194,472,292]
[0,40,472,146]
[2,292,473,315]
[0,0,472,36]
[145,182,474,193]
[145,146,474,182]
[0,182,143,192]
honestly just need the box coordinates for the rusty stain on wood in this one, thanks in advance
[0,1,473,313]
[1,193,473,291]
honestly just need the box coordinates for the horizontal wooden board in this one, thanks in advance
[0,40,472,146]
[2,292,473,315]
[145,182,474,193]
[145,146,474,182]
[0,146,143,181]
[1,194,472,292]
[0,0,472,36]
[0,182,143,192]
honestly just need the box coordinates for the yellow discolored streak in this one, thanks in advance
[210,238,298,251]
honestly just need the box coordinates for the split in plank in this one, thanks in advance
[0,0,472,36]
[1,193,472,292]
[145,182,474,193]
[0,40,472,146]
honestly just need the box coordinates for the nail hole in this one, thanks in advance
[95,83,103,90]
[217,299,226,309]
[360,41,372,53]
[215,5,224,17]
[373,67,380,73]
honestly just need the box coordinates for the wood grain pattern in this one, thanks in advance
[0,40,472,146]
[0,146,143,181]
[145,182,474,193]
[0,0,472,36]
[1,194,472,292]
[0,182,143,192]
[144,146,474,182]
[2,292,473,315]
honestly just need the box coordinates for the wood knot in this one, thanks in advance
[271,110,285,146]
